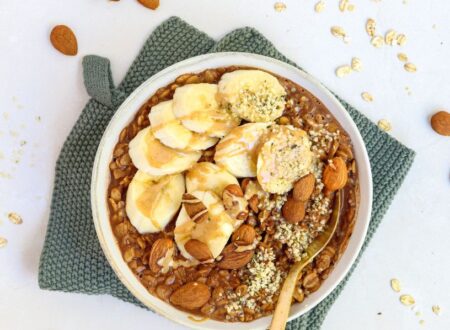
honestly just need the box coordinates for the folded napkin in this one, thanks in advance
[39,17,415,329]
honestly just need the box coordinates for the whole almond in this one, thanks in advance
[218,244,254,270]
[293,173,315,201]
[224,184,244,197]
[184,239,213,262]
[50,25,78,56]
[248,195,259,213]
[322,157,348,191]
[232,225,256,244]
[138,0,160,10]
[170,282,211,309]
[149,238,174,273]
[282,197,306,224]
[430,110,450,136]
[182,193,208,224]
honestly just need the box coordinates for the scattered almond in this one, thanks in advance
[137,0,160,10]
[0,237,7,248]
[335,65,352,78]
[218,243,254,269]
[397,52,408,62]
[232,225,256,245]
[430,111,450,136]
[378,119,392,132]
[322,157,348,191]
[371,35,384,48]
[293,173,315,201]
[282,197,306,223]
[8,212,23,225]
[366,18,376,37]
[361,92,373,102]
[314,1,325,13]
[50,25,78,56]
[400,294,416,306]
[351,57,362,72]
[274,2,287,12]
[170,282,211,309]
[390,278,401,292]
[149,238,174,273]
[404,62,417,73]
[185,239,213,262]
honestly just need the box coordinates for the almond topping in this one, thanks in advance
[149,238,174,273]
[170,282,211,310]
[322,157,348,191]
[182,193,208,224]
[218,243,254,269]
[293,173,315,201]
[282,197,306,224]
[232,224,256,245]
[185,239,213,262]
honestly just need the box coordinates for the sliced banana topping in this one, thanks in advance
[217,70,287,122]
[174,190,239,260]
[257,125,313,194]
[126,171,185,234]
[129,127,201,176]
[185,162,238,196]
[149,100,218,151]
[172,83,240,138]
[214,122,271,178]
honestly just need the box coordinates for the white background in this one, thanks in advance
[0,1,449,329]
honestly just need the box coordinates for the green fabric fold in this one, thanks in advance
[39,16,415,329]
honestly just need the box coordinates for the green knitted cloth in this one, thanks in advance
[39,17,415,329]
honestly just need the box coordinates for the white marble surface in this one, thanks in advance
[0,1,449,329]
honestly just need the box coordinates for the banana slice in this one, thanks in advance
[149,100,218,151]
[217,70,287,122]
[129,127,201,176]
[257,125,313,194]
[174,190,239,259]
[214,122,271,178]
[186,162,238,196]
[126,171,185,234]
[172,83,240,138]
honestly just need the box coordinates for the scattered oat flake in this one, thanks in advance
[404,63,417,73]
[371,35,384,48]
[400,294,415,306]
[331,26,346,39]
[274,2,286,12]
[385,30,397,46]
[8,212,23,225]
[419,320,425,326]
[314,1,325,13]
[335,65,352,78]
[339,0,348,12]
[390,278,401,292]
[432,305,441,315]
[378,119,391,132]
[361,92,373,102]
[347,3,355,11]
[366,19,376,37]
[351,57,362,71]
[397,52,408,62]
[0,237,7,248]
[396,34,407,46]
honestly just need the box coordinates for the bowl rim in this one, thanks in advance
[91,52,373,330]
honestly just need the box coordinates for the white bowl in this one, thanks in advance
[91,52,372,330]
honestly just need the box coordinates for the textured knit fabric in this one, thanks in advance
[38,17,415,329]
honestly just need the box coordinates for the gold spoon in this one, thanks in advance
[269,190,343,330]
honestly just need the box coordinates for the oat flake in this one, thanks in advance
[400,294,415,306]
[0,237,7,248]
[339,0,348,12]
[361,92,373,102]
[378,119,392,132]
[274,2,287,12]
[385,30,397,46]
[404,63,417,73]
[432,305,441,315]
[371,35,384,48]
[331,26,346,39]
[396,34,407,46]
[351,57,362,71]
[390,278,401,292]
[314,1,325,13]
[335,65,352,78]
[366,18,376,37]
[397,52,408,62]
[8,212,23,225]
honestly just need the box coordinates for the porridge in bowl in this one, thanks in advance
[107,67,359,322]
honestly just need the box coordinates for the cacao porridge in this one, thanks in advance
[107,66,359,322]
